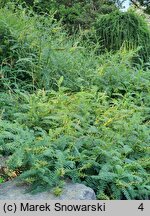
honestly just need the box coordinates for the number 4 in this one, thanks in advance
[138,203,144,211]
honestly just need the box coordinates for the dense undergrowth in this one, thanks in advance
[0,2,150,199]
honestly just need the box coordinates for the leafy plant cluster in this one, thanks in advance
[0,85,150,199]
[0,2,150,200]
[1,7,150,92]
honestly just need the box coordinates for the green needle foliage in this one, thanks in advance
[94,10,150,62]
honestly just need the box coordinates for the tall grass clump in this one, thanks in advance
[0,7,39,90]
[94,10,150,62]
[0,7,99,92]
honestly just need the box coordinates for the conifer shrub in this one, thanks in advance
[94,11,150,62]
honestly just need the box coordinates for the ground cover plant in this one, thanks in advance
[0,2,150,199]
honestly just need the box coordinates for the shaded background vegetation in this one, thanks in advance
[0,0,150,199]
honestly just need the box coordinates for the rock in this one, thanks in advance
[0,155,9,170]
[0,156,9,177]
[0,179,96,200]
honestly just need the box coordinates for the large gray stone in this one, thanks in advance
[0,155,9,170]
[0,179,96,200]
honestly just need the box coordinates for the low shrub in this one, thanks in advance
[0,120,35,156]
[0,87,149,199]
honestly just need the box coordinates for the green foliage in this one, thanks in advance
[0,7,66,91]
[53,186,63,196]
[0,7,38,90]
[0,2,150,200]
[91,50,150,96]
[0,177,4,183]
[0,0,118,32]
[0,7,97,91]
[0,120,35,156]
[1,82,149,199]
[94,10,150,62]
